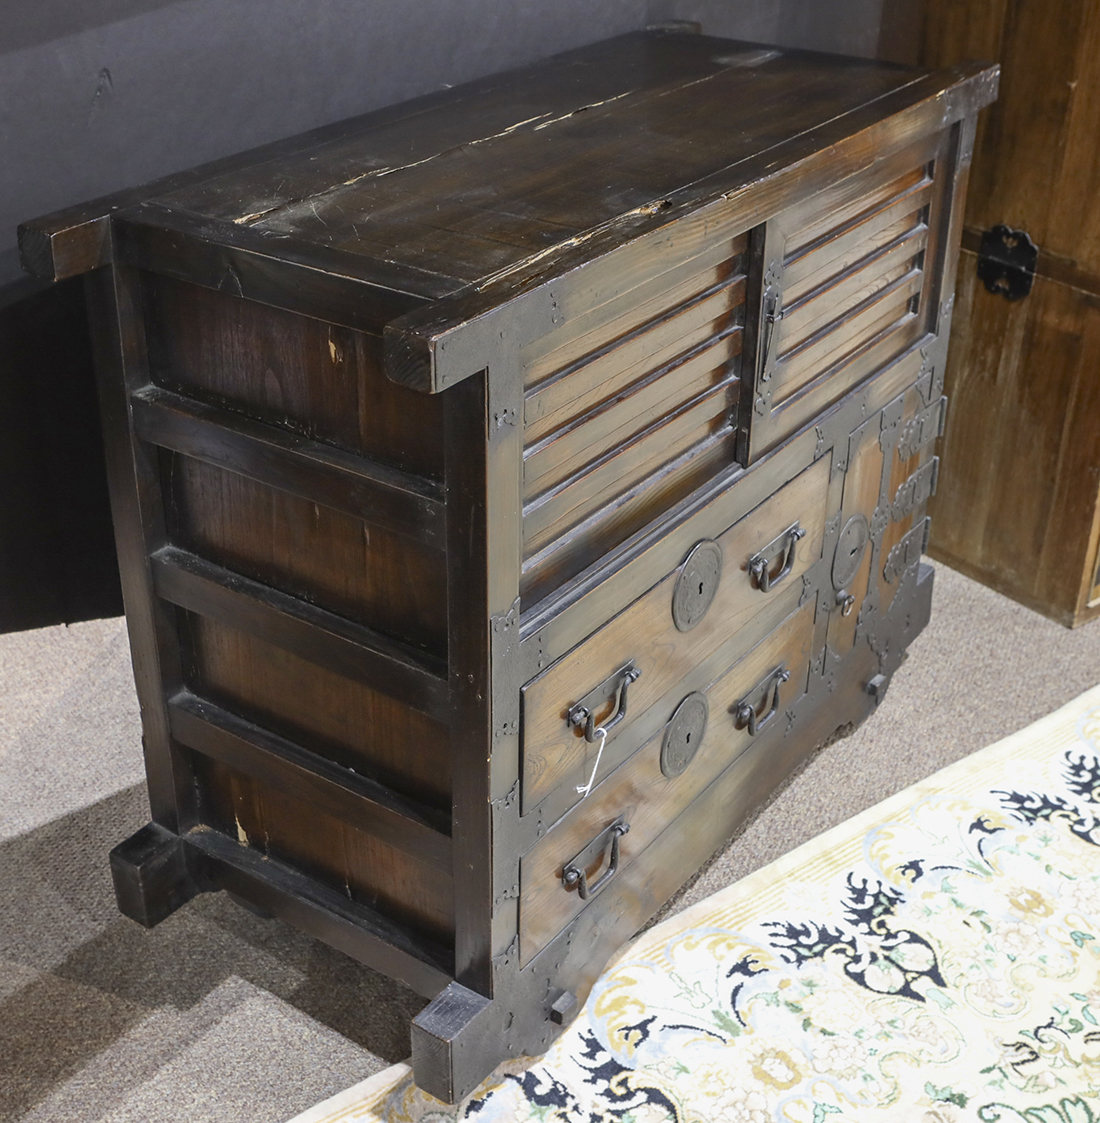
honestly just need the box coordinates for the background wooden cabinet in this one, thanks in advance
[921,0,1100,627]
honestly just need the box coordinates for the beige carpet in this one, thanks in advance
[2,562,1099,1123]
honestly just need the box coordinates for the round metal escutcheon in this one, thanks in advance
[832,514,869,590]
[672,540,723,631]
[661,692,709,778]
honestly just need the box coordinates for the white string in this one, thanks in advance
[576,726,608,798]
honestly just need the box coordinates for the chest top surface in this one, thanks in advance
[21,32,995,320]
[148,34,937,292]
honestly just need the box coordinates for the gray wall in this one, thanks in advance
[0,0,884,631]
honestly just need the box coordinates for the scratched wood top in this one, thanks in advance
[142,33,935,294]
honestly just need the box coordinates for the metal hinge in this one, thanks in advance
[977,224,1037,301]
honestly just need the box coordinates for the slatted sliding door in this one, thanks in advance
[744,132,953,460]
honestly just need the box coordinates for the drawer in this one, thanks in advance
[521,453,830,813]
[519,599,816,966]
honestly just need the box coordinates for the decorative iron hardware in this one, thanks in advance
[550,991,577,1025]
[867,673,890,704]
[883,517,931,584]
[897,397,947,461]
[759,284,784,382]
[561,817,630,900]
[567,662,641,744]
[734,665,790,736]
[672,540,723,631]
[977,224,1037,301]
[749,522,806,592]
[831,514,869,590]
[892,457,940,521]
[661,692,709,778]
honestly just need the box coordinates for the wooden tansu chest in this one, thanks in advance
[20,31,996,1102]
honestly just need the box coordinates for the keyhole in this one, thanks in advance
[698,581,705,595]
[685,731,691,744]
[849,542,859,558]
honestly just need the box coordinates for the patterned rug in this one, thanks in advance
[290,683,1100,1123]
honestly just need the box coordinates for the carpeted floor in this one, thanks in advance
[2,562,1099,1123]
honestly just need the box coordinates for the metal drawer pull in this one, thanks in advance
[562,817,630,901]
[734,664,790,736]
[567,661,641,744]
[748,522,806,592]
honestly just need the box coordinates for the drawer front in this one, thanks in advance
[519,600,816,966]
[521,453,830,814]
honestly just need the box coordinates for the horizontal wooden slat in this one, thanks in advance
[523,387,733,557]
[780,162,931,253]
[775,269,923,397]
[132,385,446,549]
[780,229,928,350]
[184,827,453,996]
[524,278,745,442]
[524,332,740,494]
[151,546,449,716]
[783,180,933,301]
[169,691,452,871]
[521,432,734,607]
[522,236,746,386]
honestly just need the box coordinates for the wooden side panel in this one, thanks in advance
[143,274,445,479]
[164,453,447,656]
[180,611,452,808]
[196,756,454,942]
[928,256,1100,626]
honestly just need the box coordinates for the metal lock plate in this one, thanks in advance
[660,692,709,778]
[672,540,723,631]
[832,514,869,591]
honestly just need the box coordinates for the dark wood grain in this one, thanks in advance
[141,272,446,479]
[920,0,1100,625]
[152,547,449,716]
[169,691,452,870]
[30,34,990,1102]
[185,826,453,996]
[135,386,447,550]
[180,610,452,809]
[161,449,447,654]
[929,256,1100,626]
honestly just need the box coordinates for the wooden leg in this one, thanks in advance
[109,821,203,928]
[411,982,498,1103]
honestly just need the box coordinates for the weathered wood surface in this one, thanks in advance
[922,0,1100,625]
[929,257,1100,625]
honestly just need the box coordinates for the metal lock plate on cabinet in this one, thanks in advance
[832,514,869,591]
[672,540,723,631]
[660,692,709,778]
